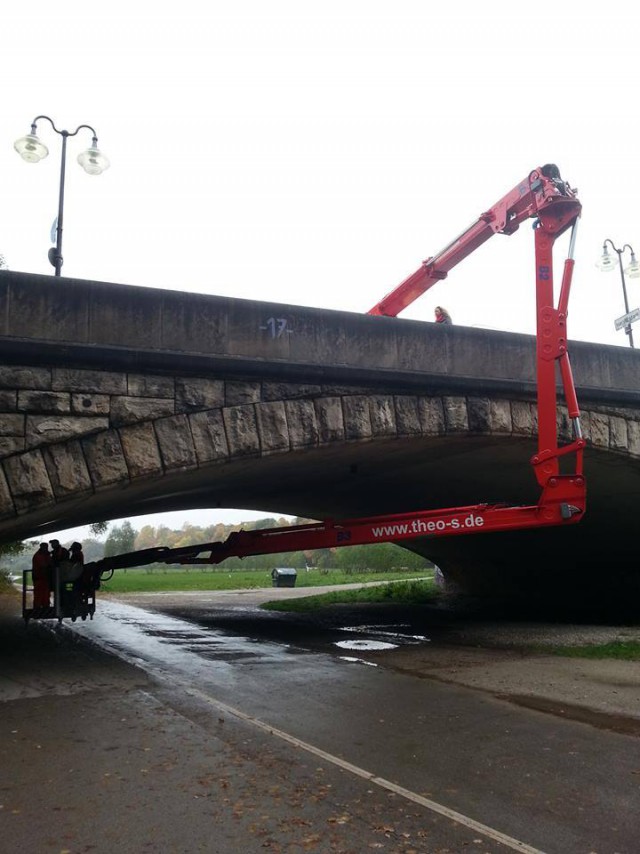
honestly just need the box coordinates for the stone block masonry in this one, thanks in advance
[0,362,637,525]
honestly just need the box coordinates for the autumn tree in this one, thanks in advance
[135,525,158,551]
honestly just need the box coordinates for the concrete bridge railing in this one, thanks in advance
[0,269,638,405]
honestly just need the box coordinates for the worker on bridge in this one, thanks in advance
[434,306,452,324]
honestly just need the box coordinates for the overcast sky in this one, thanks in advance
[2,1,639,540]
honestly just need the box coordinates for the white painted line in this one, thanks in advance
[182,685,545,854]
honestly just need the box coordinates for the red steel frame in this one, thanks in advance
[81,166,586,578]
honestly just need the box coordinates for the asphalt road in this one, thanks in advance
[1,590,639,853]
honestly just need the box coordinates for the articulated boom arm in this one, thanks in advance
[87,486,586,578]
[366,161,585,519]
[368,164,579,318]
[83,165,586,585]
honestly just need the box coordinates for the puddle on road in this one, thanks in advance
[335,639,398,651]
[333,623,430,662]
[339,624,430,644]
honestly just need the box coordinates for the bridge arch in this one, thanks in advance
[0,365,638,617]
[0,380,550,536]
[0,271,639,614]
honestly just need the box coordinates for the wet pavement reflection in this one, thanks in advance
[71,601,300,688]
[70,599,434,682]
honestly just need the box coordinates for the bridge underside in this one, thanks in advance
[11,433,640,619]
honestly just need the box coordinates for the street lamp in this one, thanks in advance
[596,239,640,348]
[14,115,110,277]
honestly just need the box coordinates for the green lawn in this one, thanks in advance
[101,566,433,594]
[549,641,640,661]
[262,578,439,611]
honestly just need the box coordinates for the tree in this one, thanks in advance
[253,517,278,530]
[88,521,109,537]
[104,520,137,557]
[79,538,105,563]
[0,541,27,557]
[135,525,158,550]
[333,541,431,573]
[0,541,28,585]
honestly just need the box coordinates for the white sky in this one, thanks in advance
[2,1,639,540]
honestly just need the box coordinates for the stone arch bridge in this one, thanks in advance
[0,270,638,613]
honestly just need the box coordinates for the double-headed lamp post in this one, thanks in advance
[14,115,110,277]
[596,239,640,348]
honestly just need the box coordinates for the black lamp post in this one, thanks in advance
[14,116,110,277]
[597,239,640,348]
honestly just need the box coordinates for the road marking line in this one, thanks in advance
[183,685,544,854]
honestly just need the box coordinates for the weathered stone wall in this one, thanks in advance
[0,361,638,535]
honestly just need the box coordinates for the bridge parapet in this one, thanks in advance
[1,269,639,404]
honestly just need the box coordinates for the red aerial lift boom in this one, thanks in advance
[368,162,585,492]
[367,163,579,319]
[24,165,586,620]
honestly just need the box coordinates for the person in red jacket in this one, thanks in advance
[32,542,52,609]
[434,306,452,324]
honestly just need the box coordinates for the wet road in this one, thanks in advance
[63,596,640,854]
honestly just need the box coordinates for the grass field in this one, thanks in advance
[101,566,433,594]
[262,578,439,611]
[549,641,640,661]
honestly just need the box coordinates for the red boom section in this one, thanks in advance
[87,476,585,576]
[531,187,584,488]
[170,479,585,565]
[368,164,580,317]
